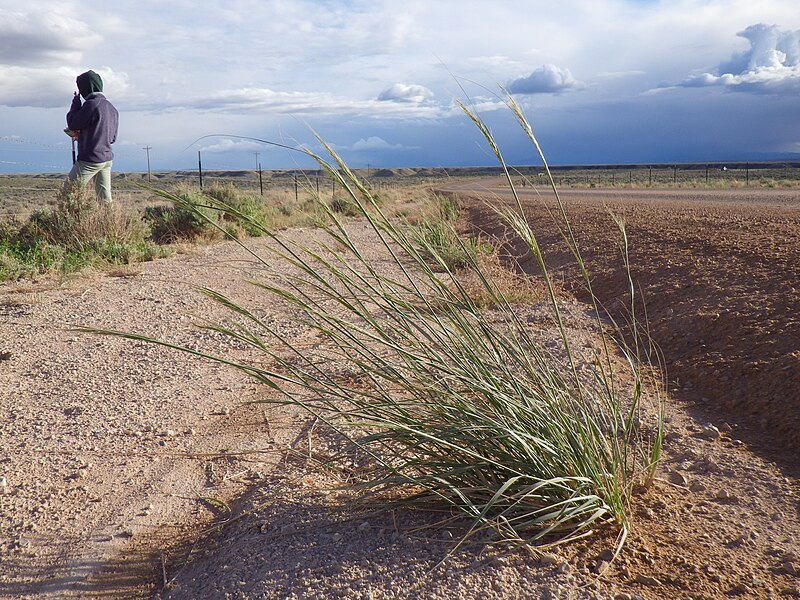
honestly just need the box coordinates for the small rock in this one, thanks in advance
[0,476,7,488]
[280,524,295,535]
[332,532,342,543]
[635,574,662,586]
[539,554,559,566]
[669,471,689,486]
[780,561,798,576]
[716,489,734,501]
[700,425,721,441]
[729,582,751,595]
[593,560,610,574]
[358,521,370,532]
[614,594,632,600]
[598,549,615,562]
[556,562,570,575]
[729,534,747,547]
[221,407,231,416]
[689,480,706,493]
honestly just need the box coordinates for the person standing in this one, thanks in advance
[65,70,119,204]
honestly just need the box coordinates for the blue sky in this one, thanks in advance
[1,0,799,173]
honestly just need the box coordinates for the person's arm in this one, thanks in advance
[66,93,92,130]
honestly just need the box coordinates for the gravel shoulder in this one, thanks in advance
[1,190,800,599]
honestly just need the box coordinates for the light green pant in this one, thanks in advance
[67,160,114,203]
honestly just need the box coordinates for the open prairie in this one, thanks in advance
[1,178,799,599]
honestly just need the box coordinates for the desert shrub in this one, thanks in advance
[330,194,360,216]
[204,183,268,236]
[0,184,161,281]
[142,186,221,243]
[144,182,322,240]
[21,184,149,248]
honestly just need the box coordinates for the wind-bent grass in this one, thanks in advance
[85,101,664,552]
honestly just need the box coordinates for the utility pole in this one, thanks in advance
[255,153,263,195]
[143,145,152,182]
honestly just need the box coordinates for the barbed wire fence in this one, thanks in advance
[2,162,799,222]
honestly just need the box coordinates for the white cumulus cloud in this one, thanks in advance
[377,83,434,103]
[507,64,580,95]
[678,24,800,93]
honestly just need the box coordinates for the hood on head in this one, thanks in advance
[76,70,103,98]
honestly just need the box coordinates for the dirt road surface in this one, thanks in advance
[1,187,799,599]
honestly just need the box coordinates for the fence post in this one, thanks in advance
[198,151,203,190]
[648,167,652,186]
[258,163,263,196]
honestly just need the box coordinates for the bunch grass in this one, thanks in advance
[86,100,664,552]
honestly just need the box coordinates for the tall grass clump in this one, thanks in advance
[90,101,664,552]
[410,194,492,271]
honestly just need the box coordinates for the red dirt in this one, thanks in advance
[445,183,800,599]
[457,185,800,461]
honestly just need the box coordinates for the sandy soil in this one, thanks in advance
[1,186,799,599]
